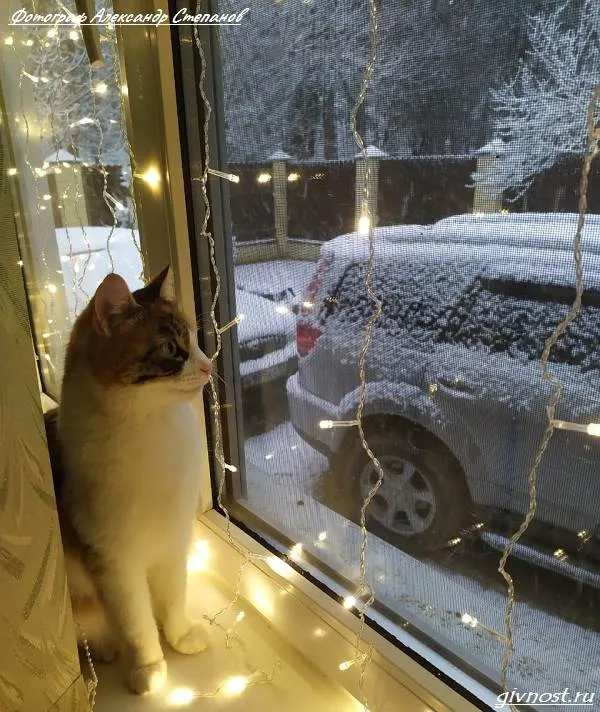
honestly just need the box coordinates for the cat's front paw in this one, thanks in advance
[167,621,209,655]
[128,659,167,695]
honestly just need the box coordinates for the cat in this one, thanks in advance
[44,266,212,695]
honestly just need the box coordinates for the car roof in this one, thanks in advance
[322,213,600,288]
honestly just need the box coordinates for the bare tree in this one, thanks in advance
[491,0,600,195]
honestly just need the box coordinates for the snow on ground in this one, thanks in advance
[235,260,316,305]
[241,422,600,706]
[244,421,328,479]
[55,227,144,320]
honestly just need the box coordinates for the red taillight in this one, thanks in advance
[296,321,323,357]
[300,256,332,316]
[297,256,331,355]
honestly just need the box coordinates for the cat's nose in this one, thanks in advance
[200,360,212,376]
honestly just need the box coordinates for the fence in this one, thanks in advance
[64,150,600,265]
[227,149,600,264]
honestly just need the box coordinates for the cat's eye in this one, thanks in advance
[161,340,179,358]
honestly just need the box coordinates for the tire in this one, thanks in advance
[327,420,471,552]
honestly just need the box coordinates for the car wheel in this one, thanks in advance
[330,421,471,552]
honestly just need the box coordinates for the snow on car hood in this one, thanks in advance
[235,288,295,343]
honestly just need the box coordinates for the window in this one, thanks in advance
[2,2,143,396]
[5,0,600,709]
[174,0,600,708]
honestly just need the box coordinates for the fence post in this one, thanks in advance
[355,145,386,233]
[270,150,291,258]
[472,138,506,213]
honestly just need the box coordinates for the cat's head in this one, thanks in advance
[71,266,211,398]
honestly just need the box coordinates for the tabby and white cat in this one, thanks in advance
[45,266,212,695]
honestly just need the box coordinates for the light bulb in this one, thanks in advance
[222,676,248,697]
[139,166,161,189]
[4,36,14,46]
[267,555,292,578]
[289,542,303,560]
[287,172,300,182]
[358,215,370,235]
[461,613,477,627]
[42,194,51,201]
[70,117,94,127]
[7,168,17,176]
[168,687,195,705]
[46,283,58,294]
[256,172,271,184]
[319,420,334,430]
[342,596,356,610]
[587,423,600,437]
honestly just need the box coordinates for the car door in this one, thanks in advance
[427,276,600,535]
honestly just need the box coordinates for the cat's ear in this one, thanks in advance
[159,265,176,302]
[132,265,175,304]
[93,273,137,336]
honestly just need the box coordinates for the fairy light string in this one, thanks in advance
[345,0,383,708]
[191,0,282,691]
[497,82,600,702]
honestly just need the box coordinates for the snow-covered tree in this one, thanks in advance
[219,0,539,161]
[490,0,600,195]
[23,17,128,169]
[19,0,133,225]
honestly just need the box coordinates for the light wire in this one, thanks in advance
[497,83,600,704]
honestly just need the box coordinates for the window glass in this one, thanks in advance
[1,1,143,395]
[179,0,600,706]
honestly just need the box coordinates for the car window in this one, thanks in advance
[326,259,473,343]
[440,278,600,371]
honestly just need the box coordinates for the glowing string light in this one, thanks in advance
[551,419,600,437]
[319,419,359,430]
[216,314,244,335]
[207,167,240,183]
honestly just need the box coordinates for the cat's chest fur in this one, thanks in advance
[60,395,202,554]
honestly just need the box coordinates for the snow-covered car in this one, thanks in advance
[236,288,297,389]
[288,214,600,565]
[235,260,317,313]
